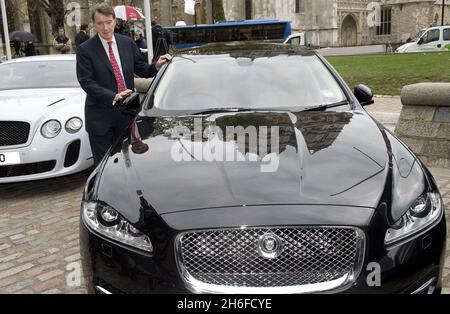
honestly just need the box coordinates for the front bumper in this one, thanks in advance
[0,129,93,183]
[79,212,446,294]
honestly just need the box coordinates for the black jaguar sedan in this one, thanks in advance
[80,43,446,294]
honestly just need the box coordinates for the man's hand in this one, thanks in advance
[155,54,172,71]
[114,89,133,103]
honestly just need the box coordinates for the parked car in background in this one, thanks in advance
[0,55,93,183]
[396,26,450,53]
[79,42,446,294]
[284,32,306,46]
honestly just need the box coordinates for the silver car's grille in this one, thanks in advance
[0,121,30,147]
[176,227,365,293]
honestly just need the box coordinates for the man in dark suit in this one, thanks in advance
[76,3,171,166]
[75,24,90,52]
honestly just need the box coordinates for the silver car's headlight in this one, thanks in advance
[385,192,443,246]
[41,120,61,139]
[65,117,83,134]
[82,202,153,253]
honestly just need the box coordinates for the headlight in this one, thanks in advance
[385,192,443,246]
[41,120,61,139]
[82,202,153,253]
[65,117,83,134]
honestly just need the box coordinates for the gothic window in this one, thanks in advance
[376,7,391,36]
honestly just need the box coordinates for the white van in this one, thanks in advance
[284,32,306,46]
[396,26,450,53]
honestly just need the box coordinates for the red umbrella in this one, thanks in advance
[113,5,145,21]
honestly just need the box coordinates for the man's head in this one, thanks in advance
[91,3,116,41]
[57,27,65,38]
[81,24,89,32]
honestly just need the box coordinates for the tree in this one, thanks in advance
[28,0,65,33]
[212,0,225,22]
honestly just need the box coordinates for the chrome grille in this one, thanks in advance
[176,227,364,293]
[0,121,30,147]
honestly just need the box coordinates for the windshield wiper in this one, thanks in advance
[192,108,257,115]
[299,100,351,112]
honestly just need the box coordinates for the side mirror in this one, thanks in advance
[418,37,424,45]
[121,92,141,115]
[354,84,374,107]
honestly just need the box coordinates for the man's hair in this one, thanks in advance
[81,24,89,31]
[91,3,116,22]
[58,26,65,31]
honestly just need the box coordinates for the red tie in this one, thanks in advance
[108,41,126,93]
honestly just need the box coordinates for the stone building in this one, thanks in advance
[226,0,450,47]
[2,0,450,57]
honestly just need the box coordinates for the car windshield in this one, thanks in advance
[151,54,347,111]
[0,60,79,91]
[412,29,426,41]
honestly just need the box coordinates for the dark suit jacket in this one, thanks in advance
[76,33,158,135]
[75,31,90,52]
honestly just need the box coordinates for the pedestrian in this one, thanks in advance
[12,40,23,57]
[22,41,36,56]
[76,2,172,167]
[134,31,147,50]
[75,24,90,52]
[53,27,72,54]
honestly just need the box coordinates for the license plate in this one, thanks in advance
[0,152,21,166]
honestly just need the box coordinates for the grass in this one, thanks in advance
[326,52,450,96]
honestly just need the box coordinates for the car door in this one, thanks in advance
[443,28,450,51]
[418,29,441,52]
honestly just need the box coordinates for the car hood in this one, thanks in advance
[96,110,427,225]
[0,88,86,121]
[396,42,416,52]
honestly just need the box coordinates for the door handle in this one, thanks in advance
[437,44,442,48]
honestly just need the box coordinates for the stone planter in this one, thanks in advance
[396,83,450,169]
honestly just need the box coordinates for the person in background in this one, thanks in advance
[75,24,90,52]
[53,27,72,54]
[22,41,36,56]
[151,21,171,62]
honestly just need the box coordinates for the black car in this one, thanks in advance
[80,43,446,294]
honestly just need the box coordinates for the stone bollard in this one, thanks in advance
[395,83,450,168]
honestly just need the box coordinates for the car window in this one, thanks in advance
[289,37,301,46]
[423,29,440,44]
[152,55,346,111]
[0,61,79,91]
[444,28,450,41]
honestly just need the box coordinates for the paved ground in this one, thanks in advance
[0,97,449,294]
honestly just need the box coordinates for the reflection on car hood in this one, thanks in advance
[96,110,426,224]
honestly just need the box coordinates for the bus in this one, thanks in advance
[164,19,292,49]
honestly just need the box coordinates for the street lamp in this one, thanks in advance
[442,0,446,26]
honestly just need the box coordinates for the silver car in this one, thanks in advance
[0,55,93,183]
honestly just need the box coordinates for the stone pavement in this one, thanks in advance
[0,97,448,294]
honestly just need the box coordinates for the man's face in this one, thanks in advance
[94,12,116,41]
[58,29,65,37]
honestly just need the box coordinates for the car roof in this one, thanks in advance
[2,54,76,64]
[176,42,316,58]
